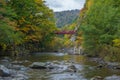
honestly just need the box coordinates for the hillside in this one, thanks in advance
[78,0,120,61]
[54,9,80,28]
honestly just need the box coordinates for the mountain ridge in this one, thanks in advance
[54,9,80,28]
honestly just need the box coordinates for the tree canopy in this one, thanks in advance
[78,0,120,61]
[0,0,58,55]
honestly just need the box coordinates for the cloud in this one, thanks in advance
[45,0,86,12]
[45,0,63,8]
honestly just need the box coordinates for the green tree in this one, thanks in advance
[79,0,120,58]
[0,0,23,54]
[9,0,57,52]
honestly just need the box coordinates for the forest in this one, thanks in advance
[78,0,120,62]
[0,0,120,80]
[0,0,120,62]
[0,0,120,61]
[0,0,81,56]
[0,0,59,56]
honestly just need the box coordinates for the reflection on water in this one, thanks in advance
[27,53,88,63]
[20,52,120,80]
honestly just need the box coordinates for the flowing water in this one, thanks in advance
[13,52,120,80]
[21,53,120,80]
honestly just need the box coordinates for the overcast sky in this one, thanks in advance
[45,0,86,12]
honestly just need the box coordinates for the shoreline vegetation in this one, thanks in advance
[78,0,120,62]
[0,0,120,79]
[0,0,120,71]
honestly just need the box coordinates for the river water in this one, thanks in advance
[16,52,120,80]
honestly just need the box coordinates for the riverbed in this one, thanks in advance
[1,52,120,80]
[25,52,120,80]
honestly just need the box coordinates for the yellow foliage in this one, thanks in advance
[34,0,42,4]
[21,17,25,21]
[25,35,38,42]
[113,39,120,47]
[31,26,40,31]
[2,44,7,50]
[15,27,20,31]
[18,20,24,24]
[20,25,40,33]
[86,0,93,9]
[80,0,93,17]
[18,17,26,24]
[76,36,83,45]
[21,27,31,33]
[64,40,73,47]
[29,15,33,19]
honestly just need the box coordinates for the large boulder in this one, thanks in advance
[29,62,47,69]
[0,65,10,77]
[9,65,28,71]
[29,62,56,69]
[66,64,77,72]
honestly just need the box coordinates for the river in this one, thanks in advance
[17,52,120,80]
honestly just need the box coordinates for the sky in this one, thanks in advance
[45,0,86,12]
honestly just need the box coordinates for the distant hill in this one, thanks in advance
[54,9,80,28]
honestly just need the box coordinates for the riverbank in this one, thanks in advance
[0,52,120,80]
[64,48,120,71]
[88,57,120,70]
[27,53,120,80]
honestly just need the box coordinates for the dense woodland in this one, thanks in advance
[0,0,120,62]
[54,10,80,28]
[78,0,120,61]
[0,0,59,56]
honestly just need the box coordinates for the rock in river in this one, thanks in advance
[66,64,77,72]
[90,76,103,80]
[0,65,10,77]
[30,62,56,69]
[29,62,46,69]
